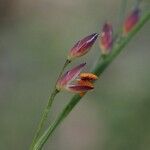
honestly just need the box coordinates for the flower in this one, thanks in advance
[56,63,86,91]
[80,73,98,81]
[99,22,113,55]
[77,73,98,96]
[67,83,94,93]
[123,8,140,35]
[68,33,98,60]
[56,63,98,94]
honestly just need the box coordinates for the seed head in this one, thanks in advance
[123,8,140,36]
[68,33,98,60]
[99,22,113,55]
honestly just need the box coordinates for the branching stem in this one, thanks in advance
[30,59,71,149]
[33,11,150,150]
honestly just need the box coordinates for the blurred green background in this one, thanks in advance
[0,0,150,149]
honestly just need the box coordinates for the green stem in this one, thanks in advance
[114,0,127,42]
[33,12,150,150]
[33,95,81,150]
[117,0,127,28]
[134,0,142,8]
[30,89,59,149]
[30,60,71,149]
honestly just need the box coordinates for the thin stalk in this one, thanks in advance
[33,12,150,150]
[30,89,59,149]
[114,0,128,42]
[117,0,128,28]
[30,59,71,149]
[33,95,81,150]
[134,0,142,8]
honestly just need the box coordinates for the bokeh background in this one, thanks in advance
[0,0,150,149]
